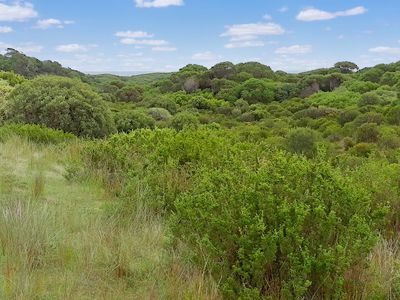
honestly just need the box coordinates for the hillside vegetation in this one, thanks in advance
[1,50,400,299]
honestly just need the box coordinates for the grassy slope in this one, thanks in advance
[0,137,219,299]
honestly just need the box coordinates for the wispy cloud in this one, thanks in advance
[120,38,168,46]
[221,22,284,49]
[115,31,154,38]
[56,43,98,53]
[0,26,13,33]
[369,46,400,55]
[297,6,367,21]
[35,19,75,29]
[135,0,183,8]
[275,44,312,54]
[191,51,221,61]
[152,46,177,52]
[225,41,265,49]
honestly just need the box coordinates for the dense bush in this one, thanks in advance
[171,112,200,131]
[0,123,75,144]
[4,76,115,137]
[114,110,155,132]
[172,150,382,299]
[239,78,275,104]
[286,127,320,158]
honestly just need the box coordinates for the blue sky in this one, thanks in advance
[0,0,399,74]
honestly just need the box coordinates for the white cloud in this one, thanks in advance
[270,56,329,72]
[0,42,43,54]
[56,43,97,53]
[135,0,183,8]
[0,2,37,21]
[263,14,272,21]
[369,47,400,55]
[115,31,154,38]
[278,6,288,13]
[120,38,168,46]
[296,6,367,21]
[275,44,312,54]
[225,41,265,49]
[35,19,75,29]
[222,23,285,39]
[191,51,220,61]
[152,46,177,52]
[0,26,13,33]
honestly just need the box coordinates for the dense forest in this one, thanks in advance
[1,48,400,299]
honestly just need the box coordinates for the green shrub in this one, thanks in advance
[148,107,172,121]
[356,123,380,143]
[0,123,75,144]
[349,143,376,157]
[171,112,200,131]
[0,71,25,86]
[386,106,400,125]
[116,84,144,102]
[286,128,320,158]
[358,92,382,107]
[114,110,155,132]
[239,79,275,104]
[4,76,115,138]
[308,90,361,109]
[172,150,381,299]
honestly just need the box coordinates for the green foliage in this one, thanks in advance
[358,91,382,107]
[360,68,385,83]
[114,110,155,132]
[116,84,144,102]
[0,71,25,86]
[4,76,115,137]
[386,106,400,125]
[308,89,361,108]
[172,150,381,299]
[171,112,200,131]
[344,80,380,94]
[286,127,320,158]
[356,123,380,143]
[148,107,172,121]
[0,123,75,144]
[239,78,275,104]
[236,62,274,79]
[334,61,359,73]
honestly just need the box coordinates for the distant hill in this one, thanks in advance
[0,48,170,85]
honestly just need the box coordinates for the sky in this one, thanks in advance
[0,0,399,74]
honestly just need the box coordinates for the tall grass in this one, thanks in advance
[0,137,220,299]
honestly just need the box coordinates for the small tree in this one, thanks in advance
[4,76,115,137]
[334,61,359,73]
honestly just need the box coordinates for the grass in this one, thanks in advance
[0,137,220,299]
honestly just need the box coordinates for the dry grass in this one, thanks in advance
[0,137,220,299]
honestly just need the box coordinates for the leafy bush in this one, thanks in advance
[239,78,275,104]
[0,71,25,86]
[308,90,361,108]
[116,84,144,102]
[115,110,155,132]
[172,150,381,299]
[286,127,320,158]
[356,123,380,143]
[386,106,400,125]
[148,107,172,121]
[171,112,200,131]
[4,76,115,138]
[358,92,382,107]
[0,123,75,144]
